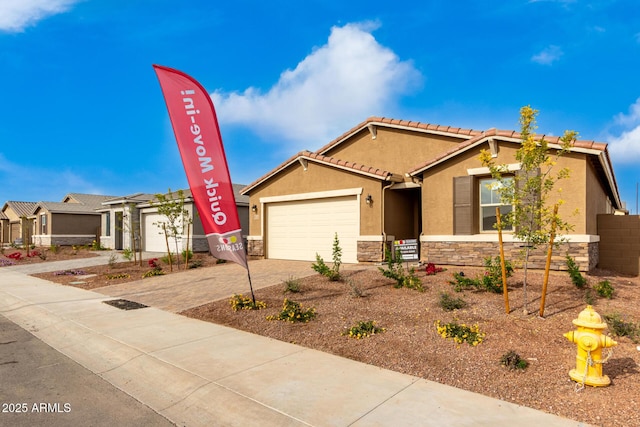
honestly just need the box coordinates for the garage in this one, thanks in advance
[266,196,359,263]
[142,212,170,252]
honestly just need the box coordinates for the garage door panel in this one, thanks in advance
[267,196,358,263]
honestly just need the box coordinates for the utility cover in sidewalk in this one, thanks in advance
[103,299,148,310]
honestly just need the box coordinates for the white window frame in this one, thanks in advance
[479,177,513,233]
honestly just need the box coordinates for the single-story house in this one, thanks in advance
[241,117,622,271]
[1,201,37,245]
[31,193,116,246]
[98,185,249,253]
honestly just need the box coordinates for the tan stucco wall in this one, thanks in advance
[421,141,594,235]
[585,160,613,234]
[248,162,383,236]
[323,127,464,175]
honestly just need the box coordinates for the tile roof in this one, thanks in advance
[0,211,8,220]
[241,150,401,194]
[34,201,101,215]
[315,116,482,155]
[408,128,609,175]
[3,201,38,218]
[63,193,118,209]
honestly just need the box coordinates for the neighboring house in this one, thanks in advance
[241,117,622,270]
[0,210,8,244]
[31,193,117,246]
[98,185,249,253]
[1,201,37,245]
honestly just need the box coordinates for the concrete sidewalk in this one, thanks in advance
[0,260,591,426]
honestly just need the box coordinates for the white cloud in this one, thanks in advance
[211,22,422,151]
[608,98,640,164]
[0,0,81,33]
[531,45,563,65]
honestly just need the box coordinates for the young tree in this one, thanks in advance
[153,189,192,270]
[479,106,577,314]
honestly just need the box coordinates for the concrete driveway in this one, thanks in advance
[94,259,319,312]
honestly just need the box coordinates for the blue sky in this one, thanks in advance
[1,0,640,212]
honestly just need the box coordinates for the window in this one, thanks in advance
[479,178,512,232]
[105,212,111,237]
[40,214,47,234]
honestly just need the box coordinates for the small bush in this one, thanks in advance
[161,254,177,264]
[122,248,133,261]
[108,252,118,268]
[90,240,106,251]
[594,280,614,299]
[267,298,316,323]
[584,288,595,305]
[311,233,342,281]
[449,256,512,294]
[379,247,423,292]
[105,273,130,280]
[439,292,467,311]
[182,249,193,261]
[283,276,301,294]
[435,320,485,346]
[188,259,203,269]
[603,313,640,343]
[142,268,164,278]
[343,320,385,339]
[425,263,445,275]
[53,269,86,276]
[229,294,267,311]
[566,255,587,288]
[49,244,60,254]
[500,350,529,370]
[0,259,15,267]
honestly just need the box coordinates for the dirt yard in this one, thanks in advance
[6,246,639,427]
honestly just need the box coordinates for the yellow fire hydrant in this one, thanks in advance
[564,305,617,387]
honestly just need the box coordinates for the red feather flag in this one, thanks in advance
[153,64,248,270]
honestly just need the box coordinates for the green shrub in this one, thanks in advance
[378,247,423,291]
[566,255,587,288]
[229,294,266,311]
[122,248,133,261]
[182,249,193,261]
[603,313,640,343]
[161,254,177,264]
[142,268,164,278]
[343,320,385,339]
[105,273,130,280]
[312,233,342,281]
[49,244,60,254]
[594,280,614,299]
[188,259,203,269]
[108,252,118,268]
[500,350,529,370]
[267,299,316,323]
[439,292,468,311]
[283,276,301,294]
[449,256,511,294]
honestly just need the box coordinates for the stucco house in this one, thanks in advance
[241,117,622,270]
[98,185,249,253]
[1,201,37,245]
[31,193,116,246]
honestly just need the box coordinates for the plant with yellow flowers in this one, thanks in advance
[435,320,485,346]
[343,320,385,339]
[229,294,267,311]
[267,298,316,322]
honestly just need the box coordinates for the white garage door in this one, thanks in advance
[267,196,359,263]
[143,213,169,252]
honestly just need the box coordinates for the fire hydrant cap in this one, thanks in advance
[572,305,607,329]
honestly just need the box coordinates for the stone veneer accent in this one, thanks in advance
[422,241,598,272]
[357,241,386,262]
[247,238,264,258]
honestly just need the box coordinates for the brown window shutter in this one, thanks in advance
[453,176,473,235]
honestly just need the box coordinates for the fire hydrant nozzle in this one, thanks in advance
[564,305,617,387]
